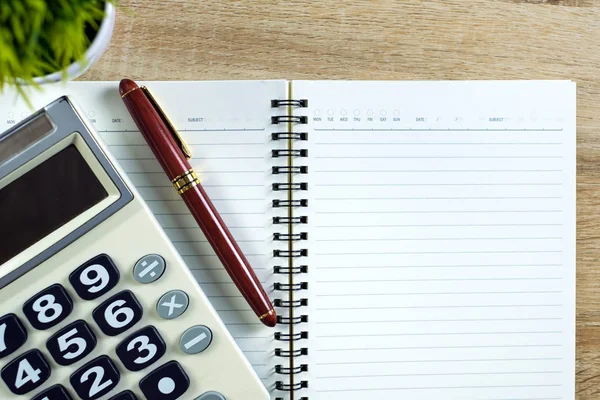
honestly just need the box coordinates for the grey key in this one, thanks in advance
[133,254,166,284]
[180,325,213,354]
[195,391,225,400]
[156,290,189,319]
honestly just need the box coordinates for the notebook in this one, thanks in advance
[0,79,576,400]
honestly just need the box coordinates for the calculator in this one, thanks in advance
[0,97,270,400]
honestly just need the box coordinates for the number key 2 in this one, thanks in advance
[70,355,120,400]
[116,326,166,372]
[1,349,51,395]
[69,254,120,301]
[23,284,73,330]
[0,314,27,359]
[31,384,73,400]
[93,290,143,336]
[46,320,97,366]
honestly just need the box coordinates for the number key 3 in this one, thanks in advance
[46,320,97,366]
[23,284,73,330]
[116,326,166,371]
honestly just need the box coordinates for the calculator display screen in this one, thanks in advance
[0,145,108,264]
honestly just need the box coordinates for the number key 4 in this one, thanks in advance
[1,349,51,395]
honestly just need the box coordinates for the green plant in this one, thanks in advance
[0,0,112,99]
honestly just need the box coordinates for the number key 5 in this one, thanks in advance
[23,284,73,330]
[46,320,97,366]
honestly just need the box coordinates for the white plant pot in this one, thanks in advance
[33,2,116,84]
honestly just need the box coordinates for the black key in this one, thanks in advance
[23,284,73,330]
[109,390,138,400]
[1,349,51,395]
[31,384,73,400]
[93,290,143,336]
[70,356,120,400]
[139,361,190,400]
[69,254,120,301]
[116,326,166,372]
[0,313,27,359]
[46,320,97,366]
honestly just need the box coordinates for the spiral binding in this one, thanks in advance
[272,96,309,398]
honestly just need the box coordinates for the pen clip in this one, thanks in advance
[141,86,192,159]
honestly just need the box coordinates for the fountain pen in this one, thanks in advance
[119,78,276,327]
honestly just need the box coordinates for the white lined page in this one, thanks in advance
[0,80,288,394]
[294,80,576,400]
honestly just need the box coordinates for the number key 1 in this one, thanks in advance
[31,384,73,400]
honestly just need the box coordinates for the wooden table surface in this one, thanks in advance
[83,0,600,397]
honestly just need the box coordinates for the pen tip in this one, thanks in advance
[261,310,278,328]
[119,78,139,97]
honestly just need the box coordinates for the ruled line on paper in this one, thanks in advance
[315,384,562,392]
[316,264,562,269]
[315,291,562,297]
[316,358,562,365]
[316,331,563,338]
[316,345,562,351]
[314,318,562,324]
[314,142,563,145]
[316,304,563,310]
[316,370,562,378]
[313,128,564,132]
[315,156,564,159]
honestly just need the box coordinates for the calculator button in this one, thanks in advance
[69,254,120,300]
[180,325,212,354]
[31,384,73,400]
[46,320,97,366]
[0,314,27,358]
[156,290,189,320]
[195,392,226,400]
[116,326,166,372]
[139,361,190,400]
[23,284,73,330]
[70,355,120,400]
[109,390,138,400]
[1,349,51,395]
[133,254,166,284]
[93,290,143,336]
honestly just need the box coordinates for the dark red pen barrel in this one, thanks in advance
[180,184,274,317]
[119,79,276,327]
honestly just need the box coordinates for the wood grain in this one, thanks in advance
[81,0,600,396]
